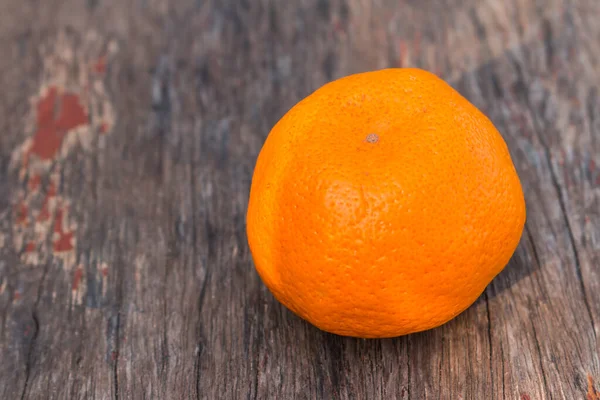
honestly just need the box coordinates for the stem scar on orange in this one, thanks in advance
[246,68,526,338]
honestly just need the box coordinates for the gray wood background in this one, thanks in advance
[0,0,599,398]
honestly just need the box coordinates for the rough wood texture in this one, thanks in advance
[0,0,599,398]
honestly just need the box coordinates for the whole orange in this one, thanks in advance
[246,68,526,338]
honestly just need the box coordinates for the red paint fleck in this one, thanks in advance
[101,266,109,277]
[72,267,84,291]
[13,290,21,301]
[521,394,531,400]
[37,183,57,223]
[24,242,36,253]
[52,206,75,253]
[37,197,52,223]
[332,18,343,34]
[56,93,88,131]
[92,57,106,74]
[47,179,58,197]
[99,122,109,134]
[39,197,53,221]
[15,202,29,226]
[53,206,66,233]
[28,174,41,191]
[27,86,88,161]
[53,231,74,253]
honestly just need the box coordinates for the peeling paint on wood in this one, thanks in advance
[8,31,117,276]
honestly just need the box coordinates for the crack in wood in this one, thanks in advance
[112,310,121,400]
[508,54,599,343]
[19,262,49,400]
[19,310,39,400]
[407,341,411,400]
[194,268,210,400]
[530,321,551,397]
[484,291,495,399]
[501,343,506,400]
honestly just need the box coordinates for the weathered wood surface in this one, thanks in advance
[0,0,599,398]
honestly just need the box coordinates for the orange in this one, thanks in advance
[246,68,526,338]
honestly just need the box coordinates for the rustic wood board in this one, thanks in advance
[0,0,599,398]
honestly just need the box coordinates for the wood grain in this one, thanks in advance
[0,0,599,399]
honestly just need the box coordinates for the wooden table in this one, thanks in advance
[1,0,599,398]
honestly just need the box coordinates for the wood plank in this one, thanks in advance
[0,0,599,399]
